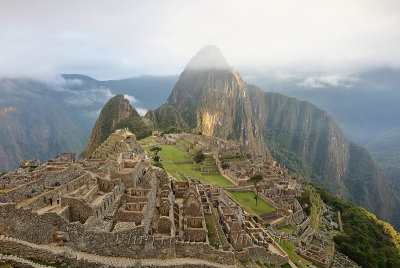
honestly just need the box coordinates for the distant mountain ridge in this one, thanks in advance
[0,75,176,171]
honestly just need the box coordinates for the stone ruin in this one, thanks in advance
[0,129,291,268]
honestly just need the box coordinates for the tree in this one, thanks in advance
[150,146,162,155]
[194,150,205,163]
[162,126,182,135]
[153,155,160,162]
[249,174,263,205]
[221,162,230,170]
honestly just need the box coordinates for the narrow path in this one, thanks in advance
[0,235,235,268]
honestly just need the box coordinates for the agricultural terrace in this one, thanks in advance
[140,138,233,186]
[227,191,275,216]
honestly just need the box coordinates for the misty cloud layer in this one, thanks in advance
[0,76,147,117]
[0,0,399,79]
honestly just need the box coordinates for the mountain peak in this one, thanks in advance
[185,45,230,71]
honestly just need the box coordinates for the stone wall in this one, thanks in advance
[0,203,69,244]
[2,166,81,203]
[297,217,310,234]
[0,239,60,265]
[24,173,93,211]
[236,246,289,266]
[175,241,235,264]
[143,171,158,234]
[0,236,235,268]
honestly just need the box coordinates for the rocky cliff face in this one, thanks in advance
[247,86,400,226]
[144,105,189,131]
[84,94,138,158]
[166,46,400,229]
[167,46,265,156]
[0,77,90,171]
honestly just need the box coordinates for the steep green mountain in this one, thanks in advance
[166,46,400,229]
[167,46,265,156]
[85,94,140,158]
[246,69,400,201]
[144,105,190,131]
[0,78,91,171]
[316,185,400,268]
[85,98,189,157]
[367,128,400,196]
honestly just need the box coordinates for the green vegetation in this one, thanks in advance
[0,264,12,268]
[114,116,152,140]
[85,94,140,157]
[144,105,190,131]
[316,186,400,268]
[275,239,311,268]
[143,144,233,186]
[227,191,275,216]
[31,259,66,267]
[367,128,400,196]
[150,146,162,155]
[278,225,296,233]
[162,125,183,134]
[205,214,221,249]
[296,190,311,216]
[249,174,263,205]
[193,150,205,163]
[221,162,229,169]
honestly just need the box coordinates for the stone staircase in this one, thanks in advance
[0,235,235,268]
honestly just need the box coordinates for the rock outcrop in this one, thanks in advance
[167,46,265,156]
[84,95,138,158]
[144,105,189,131]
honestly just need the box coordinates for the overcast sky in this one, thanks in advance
[0,0,399,80]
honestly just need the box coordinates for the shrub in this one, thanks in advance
[221,162,230,170]
[194,150,205,163]
[153,162,163,168]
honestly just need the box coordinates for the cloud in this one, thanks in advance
[135,107,148,116]
[298,74,359,89]
[0,0,399,79]
[124,94,138,104]
[64,87,114,106]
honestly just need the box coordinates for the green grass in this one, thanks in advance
[205,214,221,249]
[180,139,194,146]
[31,259,65,267]
[0,264,12,268]
[278,225,296,233]
[145,144,233,186]
[280,264,291,268]
[309,188,322,230]
[275,239,311,268]
[226,191,275,216]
